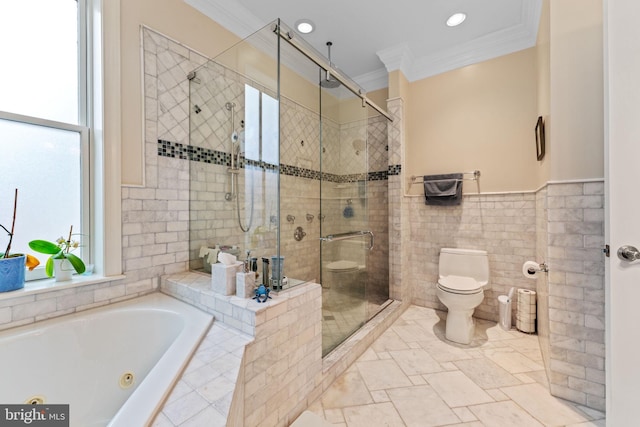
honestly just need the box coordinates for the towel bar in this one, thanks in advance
[410,170,480,185]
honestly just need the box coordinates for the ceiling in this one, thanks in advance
[185,0,542,92]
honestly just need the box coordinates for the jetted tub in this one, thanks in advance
[0,292,213,426]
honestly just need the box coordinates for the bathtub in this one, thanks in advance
[0,292,213,426]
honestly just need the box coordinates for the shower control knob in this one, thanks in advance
[294,226,306,241]
[617,245,640,262]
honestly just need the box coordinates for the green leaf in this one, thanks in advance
[65,253,85,274]
[45,256,54,277]
[29,240,62,255]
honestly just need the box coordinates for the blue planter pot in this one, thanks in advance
[0,255,26,292]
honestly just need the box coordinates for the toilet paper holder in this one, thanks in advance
[527,262,549,273]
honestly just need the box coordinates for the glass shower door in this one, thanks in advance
[319,91,373,356]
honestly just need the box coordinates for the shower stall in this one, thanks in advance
[187,20,390,356]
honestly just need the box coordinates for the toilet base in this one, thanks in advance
[444,309,476,344]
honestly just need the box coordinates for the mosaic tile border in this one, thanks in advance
[158,139,390,183]
[388,164,401,176]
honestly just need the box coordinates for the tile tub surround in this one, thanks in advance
[161,272,409,426]
[162,272,323,426]
[306,305,606,427]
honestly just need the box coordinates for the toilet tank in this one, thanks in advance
[439,248,489,286]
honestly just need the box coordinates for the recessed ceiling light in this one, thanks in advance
[446,12,467,27]
[296,19,315,34]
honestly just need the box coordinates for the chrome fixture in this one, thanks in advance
[318,213,325,222]
[320,42,340,89]
[618,245,640,261]
[294,226,306,241]
[320,230,374,251]
[286,214,296,223]
[222,100,253,232]
[306,213,314,222]
[187,70,200,84]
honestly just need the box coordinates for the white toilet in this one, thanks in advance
[436,248,490,344]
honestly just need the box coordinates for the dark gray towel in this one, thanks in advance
[423,173,463,206]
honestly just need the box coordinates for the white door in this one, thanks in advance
[605,0,640,423]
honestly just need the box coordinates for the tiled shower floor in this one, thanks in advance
[322,286,389,355]
[307,305,606,427]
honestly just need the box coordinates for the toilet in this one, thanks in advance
[436,248,490,344]
[325,260,362,290]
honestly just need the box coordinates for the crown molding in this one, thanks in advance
[377,0,542,82]
[185,0,264,38]
[186,0,541,88]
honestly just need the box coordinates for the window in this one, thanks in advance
[244,84,279,164]
[0,0,90,279]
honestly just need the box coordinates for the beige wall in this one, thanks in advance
[405,48,539,194]
[120,0,239,185]
[549,0,604,181]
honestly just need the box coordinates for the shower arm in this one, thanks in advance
[320,230,374,251]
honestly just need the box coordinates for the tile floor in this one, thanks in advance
[306,305,606,427]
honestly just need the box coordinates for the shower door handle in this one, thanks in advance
[320,230,374,251]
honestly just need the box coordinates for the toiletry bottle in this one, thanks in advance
[261,257,270,287]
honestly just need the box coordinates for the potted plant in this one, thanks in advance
[1,189,40,292]
[29,225,85,282]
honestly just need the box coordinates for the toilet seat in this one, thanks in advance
[438,275,484,295]
[327,260,359,272]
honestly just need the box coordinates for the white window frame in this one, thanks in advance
[0,0,123,287]
[0,112,90,281]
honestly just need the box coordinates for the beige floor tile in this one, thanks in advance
[525,369,549,387]
[324,408,345,424]
[441,422,484,427]
[419,338,474,363]
[469,401,544,426]
[356,359,413,391]
[389,348,444,376]
[484,349,545,374]
[485,388,510,402]
[392,323,440,343]
[370,390,390,403]
[321,369,374,409]
[514,373,538,384]
[387,385,460,427]
[180,406,227,427]
[424,371,494,407]
[308,305,606,427]
[400,306,443,322]
[357,348,378,362]
[501,383,591,425]
[453,358,522,389]
[371,329,410,353]
[342,402,405,427]
[452,407,477,423]
[408,374,427,385]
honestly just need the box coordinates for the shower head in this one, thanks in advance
[320,42,341,89]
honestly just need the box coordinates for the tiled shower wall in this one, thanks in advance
[178,31,389,288]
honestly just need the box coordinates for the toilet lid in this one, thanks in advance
[438,275,484,294]
[327,260,359,271]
